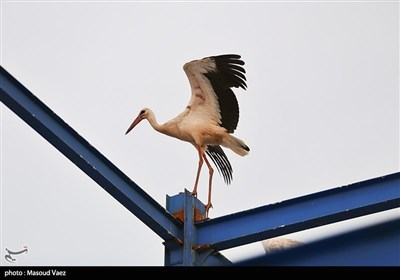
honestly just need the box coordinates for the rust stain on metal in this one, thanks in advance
[172,210,185,222]
[193,243,211,250]
[163,237,183,246]
[194,208,208,222]
[172,209,208,223]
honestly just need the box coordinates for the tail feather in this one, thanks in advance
[223,135,249,156]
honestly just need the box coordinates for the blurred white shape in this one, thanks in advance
[262,238,303,254]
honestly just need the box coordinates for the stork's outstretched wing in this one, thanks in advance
[183,54,247,133]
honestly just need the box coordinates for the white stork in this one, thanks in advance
[125,54,249,214]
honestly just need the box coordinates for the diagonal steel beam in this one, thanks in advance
[196,172,400,251]
[0,66,183,242]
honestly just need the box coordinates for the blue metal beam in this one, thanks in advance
[237,217,400,266]
[164,190,232,266]
[0,66,182,242]
[182,190,198,265]
[196,172,400,251]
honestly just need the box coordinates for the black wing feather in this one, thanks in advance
[204,54,247,133]
[206,145,233,185]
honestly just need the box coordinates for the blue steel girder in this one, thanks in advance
[195,172,400,251]
[0,66,182,242]
[164,191,232,266]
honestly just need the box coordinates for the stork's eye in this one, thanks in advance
[140,110,146,115]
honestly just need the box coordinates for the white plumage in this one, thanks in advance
[262,238,303,254]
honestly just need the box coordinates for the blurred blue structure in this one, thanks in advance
[238,217,400,266]
[1,66,399,266]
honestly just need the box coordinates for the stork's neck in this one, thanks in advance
[146,110,168,134]
[145,110,159,130]
[146,109,177,137]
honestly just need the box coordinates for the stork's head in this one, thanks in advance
[125,108,151,135]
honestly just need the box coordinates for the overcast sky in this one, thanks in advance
[1,1,399,266]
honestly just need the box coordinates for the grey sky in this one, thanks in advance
[1,1,399,265]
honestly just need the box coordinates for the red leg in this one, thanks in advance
[202,154,214,215]
[190,145,203,197]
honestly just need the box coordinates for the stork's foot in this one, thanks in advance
[205,202,213,216]
[190,190,197,197]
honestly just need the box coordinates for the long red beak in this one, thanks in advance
[125,115,143,135]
